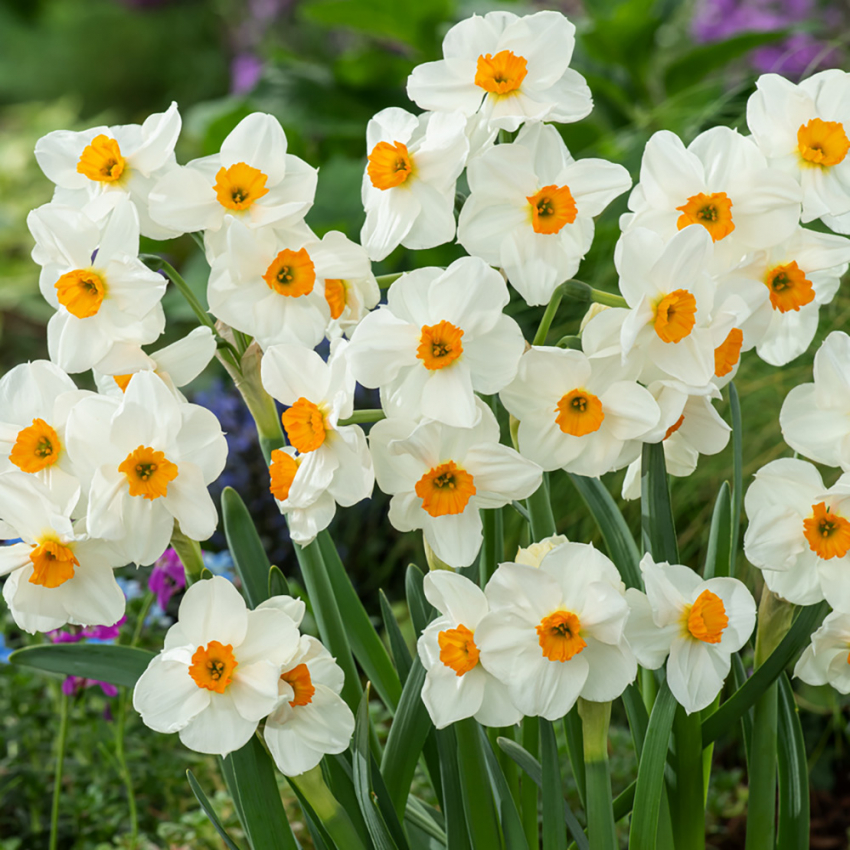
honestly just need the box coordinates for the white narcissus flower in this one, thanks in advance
[348,257,525,429]
[148,113,317,259]
[0,472,125,634]
[263,592,354,775]
[780,331,850,470]
[795,611,850,694]
[133,576,301,756]
[622,127,802,268]
[747,71,850,230]
[34,102,182,240]
[717,227,850,366]
[417,570,522,729]
[458,122,631,305]
[360,108,468,262]
[743,458,850,609]
[625,555,755,714]
[370,400,542,568]
[500,346,660,479]
[261,341,374,546]
[93,326,218,400]
[407,11,592,132]
[66,371,227,566]
[207,219,338,351]
[515,534,569,568]
[28,200,167,374]
[475,543,637,720]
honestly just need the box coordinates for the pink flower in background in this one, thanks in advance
[62,676,119,699]
[149,548,186,611]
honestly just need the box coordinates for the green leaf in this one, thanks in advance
[319,530,403,712]
[479,730,530,850]
[405,563,435,638]
[10,643,154,688]
[380,658,433,819]
[541,720,567,850]
[222,736,298,850]
[497,737,589,850]
[186,770,243,850]
[664,30,790,95]
[777,674,809,850]
[268,564,289,598]
[703,481,733,579]
[222,486,272,609]
[526,475,557,541]
[702,601,828,746]
[622,682,650,758]
[563,709,586,808]
[731,652,753,763]
[478,506,504,586]
[628,683,677,850]
[729,382,743,578]
[640,442,679,564]
[568,474,641,589]
[456,718,503,849]
[435,727,471,850]
[380,589,413,683]
[579,700,617,850]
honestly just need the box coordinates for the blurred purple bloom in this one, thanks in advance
[62,676,119,699]
[752,30,841,75]
[48,616,126,645]
[231,53,264,94]
[149,547,186,610]
[83,618,126,641]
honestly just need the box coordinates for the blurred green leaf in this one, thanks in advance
[776,673,809,850]
[541,719,567,850]
[186,770,243,850]
[10,644,153,688]
[641,442,680,565]
[222,486,272,609]
[703,481,733,579]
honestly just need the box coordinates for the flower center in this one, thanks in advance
[324,278,346,320]
[714,327,743,377]
[10,418,62,473]
[281,398,326,453]
[803,502,850,560]
[415,461,476,517]
[417,320,464,370]
[281,663,316,707]
[653,289,697,343]
[554,389,605,437]
[54,269,106,319]
[76,135,125,183]
[438,624,479,676]
[118,445,179,500]
[474,50,528,95]
[664,414,685,440]
[213,161,270,211]
[536,610,586,662]
[28,539,79,589]
[367,141,413,190]
[262,248,316,297]
[797,118,850,168]
[527,184,578,235]
[113,374,133,392]
[189,640,238,694]
[676,192,735,242]
[269,449,300,502]
[763,261,814,313]
[685,589,728,644]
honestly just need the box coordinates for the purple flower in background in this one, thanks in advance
[62,676,119,699]
[149,548,186,610]
[47,616,126,645]
[232,53,264,94]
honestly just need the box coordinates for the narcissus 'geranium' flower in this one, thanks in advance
[0,472,126,634]
[795,611,850,693]
[780,331,850,470]
[515,534,569,568]
[207,220,342,350]
[717,227,850,366]
[407,11,592,132]
[417,570,522,729]
[360,108,468,261]
[133,576,301,756]
[34,102,182,240]
[148,113,317,259]
[475,544,636,720]
[500,346,660,478]
[458,122,631,305]
[348,257,525,428]
[622,127,801,267]
[261,341,374,545]
[625,555,755,714]
[743,457,850,609]
[66,371,227,566]
[747,71,850,229]
[263,594,354,775]
[370,401,541,567]
[28,201,167,374]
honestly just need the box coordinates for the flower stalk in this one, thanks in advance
[579,698,616,850]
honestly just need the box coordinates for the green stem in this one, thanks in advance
[129,593,154,647]
[478,507,503,587]
[520,717,540,848]
[114,691,138,847]
[376,272,403,288]
[49,690,69,850]
[533,286,565,346]
[670,706,705,849]
[338,409,386,426]
[579,699,616,850]
[170,525,205,585]
[561,280,628,308]
[190,231,205,252]
[555,335,583,350]
[526,473,556,541]
[141,254,215,331]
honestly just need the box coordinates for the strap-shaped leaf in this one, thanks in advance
[380,589,413,683]
[563,709,586,808]
[186,769,243,850]
[777,673,809,850]
[405,564,435,638]
[628,684,678,849]
[640,442,679,565]
[268,564,289,598]
[456,718,503,849]
[541,719,567,850]
[729,382,743,578]
[703,481,732,580]
[569,473,641,589]
[480,728,530,850]
[222,486,272,609]
[10,643,154,688]
[435,727,471,850]
[526,475,557,541]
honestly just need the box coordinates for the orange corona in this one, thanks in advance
[28,540,79,589]
[797,118,850,168]
[367,141,413,190]
[213,162,269,210]
[714,328,743,377]
[189,641,238,693]
[685,589,728,644]
[554,389,604,437]
[118,446,178,500]
[269,449,300,502]
[536,610,586,662]
[654,289,697,343]
[803,502,850,560]
[263,248,316,297]
[527,184,578,234]
[417,321,464,370]
[676,192,735,242]
[281,663,316,707]
[438,624,480,676]
[9,418,61,473]
[474,50,528,95]
[764,261,814,313]
[77,135,125,182]
[55,269,106,319]
[281,398,326,453]
[415,461,476,517]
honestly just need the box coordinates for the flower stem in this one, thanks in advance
[376,272,402,289]
[579,699,616,850]
[170,525,205,586]
[129,592,154,646]
[140,254,215,331]
[114,692,139,847]
[670,706,705,849]
[49,690,69,850]
[533,286,565,346]
[338,409,386,426]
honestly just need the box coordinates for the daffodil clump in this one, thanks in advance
[5,9,850,850]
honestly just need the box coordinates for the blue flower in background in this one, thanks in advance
[0,634,12,664]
